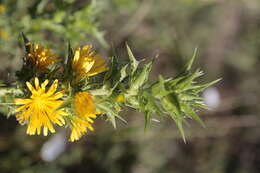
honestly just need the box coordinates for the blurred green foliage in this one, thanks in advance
[0,0,260,173]
[0,0,106,58]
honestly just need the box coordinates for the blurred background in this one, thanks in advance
[0,0,260,172]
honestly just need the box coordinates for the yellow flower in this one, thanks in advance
[69,92,100,142]
[26,43,58,72]
[15,78,67,136]
[116,94,125,103]
[72,45,108,80]
[69,116,95,142]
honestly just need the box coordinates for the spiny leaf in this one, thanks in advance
[176,119,186,143]
[167,76,186,89]
[144,112,151,130]
[179,93,203,102]
[128,60,153,95]
[193,78,222,93]
[106,113,117,128]
[151,75,169,98]
[96,100,126,128]
[119,64,128,82]
[175,69,204,91]
[185,47,198,71]
[167,94,182,115]
[104,56,119,81]
[126,44,139,75]
[167,110,186,142]
[95,62,129,97]
[21,32,30,53]
[143,91,163,116]
[182,104,205,127]
[66,42,74,67]
[89,86,111,96]
[21,32,29,44]
[137,91,163,130]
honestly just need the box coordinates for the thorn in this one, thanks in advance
[21,32,29,44]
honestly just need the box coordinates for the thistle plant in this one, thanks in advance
[0,34,220,142]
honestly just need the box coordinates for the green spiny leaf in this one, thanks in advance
[126,44,139,75]
[104,56,119,81]
[181,104,205,127]
[151,76,168,98]
[96,99,126,128]
[119,64,128,82]
[179,93,203,102]
[21,32,30,53]
[175,69,203,91]
[106,113,117,128]
[193,78,222,93]
[176,118,186,143]
[128,60,153,95]
[185,47,198,72]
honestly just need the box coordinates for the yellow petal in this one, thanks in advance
[14,98,32,105]
[34,77,40,90]
[26,82,36,94]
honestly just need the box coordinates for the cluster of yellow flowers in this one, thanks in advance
[14,42,108,142]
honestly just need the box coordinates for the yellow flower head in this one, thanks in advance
[116,94,125,103]
[72,45,108,80]
[15,78,67,136]
[26,43,58,71]
[69,92,100,142]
